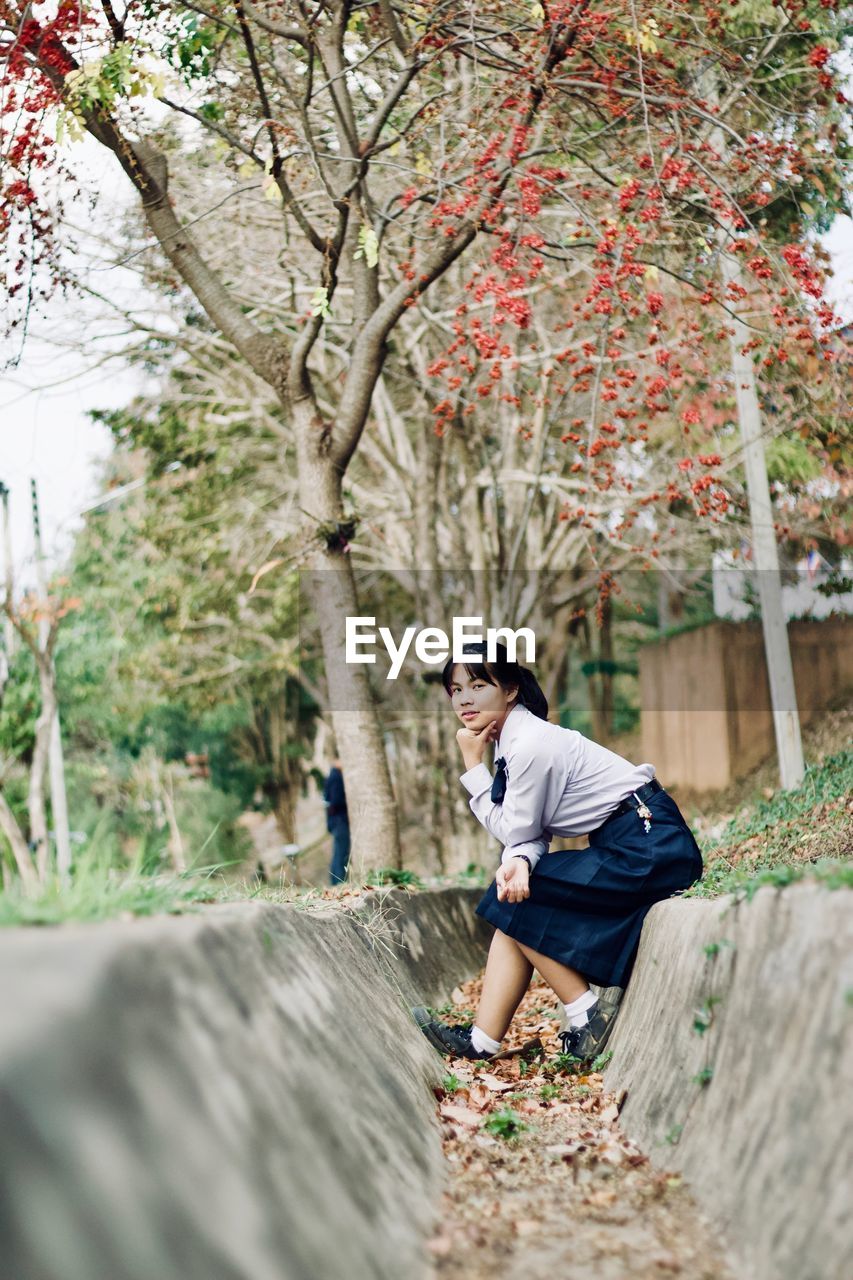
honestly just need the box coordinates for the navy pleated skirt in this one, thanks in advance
[475,789,704,989]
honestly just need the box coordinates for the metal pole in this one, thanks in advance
[699,61,806,791]
[30,478,73,878]
[718,252,805,789]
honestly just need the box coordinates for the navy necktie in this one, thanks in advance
[491,757,507,803]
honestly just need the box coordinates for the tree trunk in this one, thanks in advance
[268,784,297,845]
[27,667,55,882]
[538,602,575,714]
[599,595,614,742]
[161,767,186,873]
[579,601,614,745]
[294,404,401,873]
[0,789,38,890]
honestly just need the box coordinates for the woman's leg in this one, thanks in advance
[474,929,535,1041]
[513,940,589,1004]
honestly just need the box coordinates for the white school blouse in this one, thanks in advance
[459,702,656,870]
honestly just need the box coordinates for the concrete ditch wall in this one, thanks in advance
[604,883,853,1280]
[3,878,850,1280]
[0,887,491,1280]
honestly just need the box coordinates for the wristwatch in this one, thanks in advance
[512,854,532,871]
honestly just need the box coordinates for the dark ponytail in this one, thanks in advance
[441,642,549,720]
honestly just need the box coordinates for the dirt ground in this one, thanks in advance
[426,972,737,1280]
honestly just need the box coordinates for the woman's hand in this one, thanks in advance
[496,858,530,904]
[456,720,498,772]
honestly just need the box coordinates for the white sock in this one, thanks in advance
[470,1025,502,1056]
[563,989,598,1028]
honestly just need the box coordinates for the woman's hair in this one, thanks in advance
[441,642,549,721]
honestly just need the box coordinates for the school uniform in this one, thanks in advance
[460,702,703,989]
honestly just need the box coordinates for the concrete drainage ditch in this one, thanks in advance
[0,883,848,1280]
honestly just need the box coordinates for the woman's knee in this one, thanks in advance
[491,928,525,953]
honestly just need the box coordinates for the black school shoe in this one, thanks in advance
[410,1005,495,1061]
[557,1001,618,1065]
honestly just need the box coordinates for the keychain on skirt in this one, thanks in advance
[633,792,652,833]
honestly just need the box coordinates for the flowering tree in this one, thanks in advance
[1,0,848,866]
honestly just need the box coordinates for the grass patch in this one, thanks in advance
[363,867,425,889]
[0,846,228,927]
[687,749,852,900]
[482,1107,529,1142]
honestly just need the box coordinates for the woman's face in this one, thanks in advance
[448,664,518,734]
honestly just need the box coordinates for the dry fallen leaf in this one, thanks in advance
[596,1140,627,1166]
[477,1072,515,1093]
[652,1251,682,1272]
[513,1218,542,1237]
[467,1083,493,1111]
[546,1142,587,1160]
[600,1101,620,1124]
[439,1104,482,1128]
[473,1133,499,1148]
[584,1188,618,1208]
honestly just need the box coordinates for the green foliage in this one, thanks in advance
[692,1066,714,1087]
[482,1108,529,1142]
[693,996,723,1036]
[310,286,331,319]
[765,436,823,486]
[539,1082,561,1101]
[665,1124,683,1146]
[0,845,224,927]
[544,1052,588,1077]
[688,751,853,900]
[354,224,379,269]
[0,647,38,760]
[815,570,853,600]
[363,867,425,888]
[33,423,321,877]
[59,42,165,142]
[591,1049,614,1072]
[453,862,489,887]
[442,1073,462,1093]
[703,940,734,959]
[162,12,221,85]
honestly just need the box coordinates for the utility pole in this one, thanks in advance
[719,251,805,788]
[699,60,805,791]
[30,479,73,878]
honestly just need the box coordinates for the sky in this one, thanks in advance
[1,157,851,585]
[0,142,148,585]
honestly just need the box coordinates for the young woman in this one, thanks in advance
[414,641,703,1064]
